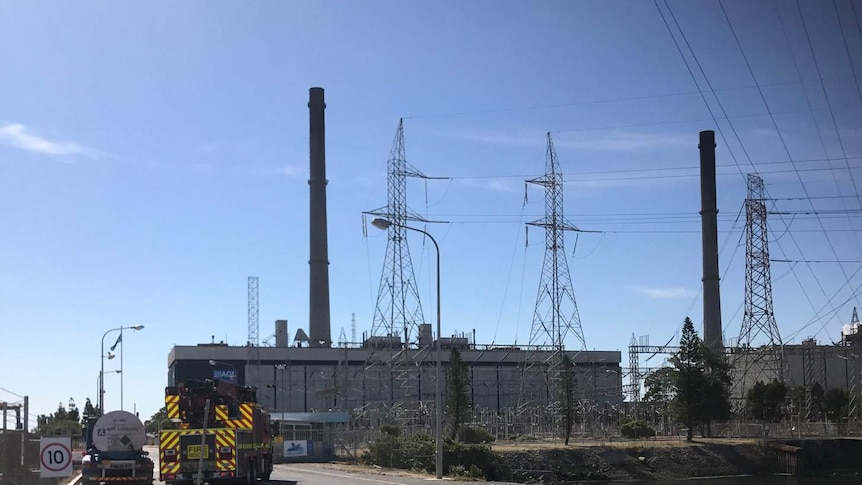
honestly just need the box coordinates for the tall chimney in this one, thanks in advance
[308,87,331,347]
[699,130,723,350]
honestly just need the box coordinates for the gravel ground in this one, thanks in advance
[498,442,780,482]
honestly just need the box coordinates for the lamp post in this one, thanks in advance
[100,325,144,413]
[209,360,238,384]
[275,363,287,413]
[370,217,443,479]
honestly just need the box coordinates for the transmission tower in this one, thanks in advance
[366,119,428,344]
[733,174,786,401]
[248,276,259,346]
[364,119,431,418]
[527,133,586,352]
[247,276,260,389]
[517,134,587,432]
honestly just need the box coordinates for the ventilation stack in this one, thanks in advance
[308,87,331,347]
[699,130,723,350]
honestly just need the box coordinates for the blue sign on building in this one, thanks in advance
[213,369,237,383]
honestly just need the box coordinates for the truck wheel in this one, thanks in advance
[246,461,258,485]
[259,457,271,481]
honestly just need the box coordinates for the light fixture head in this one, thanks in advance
[370,217,391,230]
[130,325,145,331]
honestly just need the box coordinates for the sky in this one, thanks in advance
[1,0,862,430]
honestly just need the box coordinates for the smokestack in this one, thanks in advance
[699,130,723,351]
[308,87,331,348]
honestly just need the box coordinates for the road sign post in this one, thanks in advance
[40,437,72,478]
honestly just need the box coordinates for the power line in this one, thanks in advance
[718,0,862,340]
[0,386,24,399]
[445,157,862,182]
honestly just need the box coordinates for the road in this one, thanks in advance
[271,463,516,485]
[147,445,515,485]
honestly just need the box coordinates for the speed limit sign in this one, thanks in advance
[40,437,72,478]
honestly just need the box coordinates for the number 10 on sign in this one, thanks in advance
[40,437,72,478]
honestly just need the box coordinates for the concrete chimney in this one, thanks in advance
[275,320,288,348]
[308,87,331,347]
[699,130,723,350]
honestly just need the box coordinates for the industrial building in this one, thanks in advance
[167,320,623,421]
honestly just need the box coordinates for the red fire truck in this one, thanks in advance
[159,379,275,485]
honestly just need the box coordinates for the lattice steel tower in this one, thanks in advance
[366,119,428,343]
[734,174,785,400]
[248,276,259,346]
[248,276,260,389]
[527,133,586,351]
[738,174,782,348]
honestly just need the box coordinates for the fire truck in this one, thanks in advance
[159,379,275,485]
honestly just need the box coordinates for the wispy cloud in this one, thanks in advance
[281,164,302,178]
[636,286,693,299]
[457,178,518,193]
[436,127,690,152]
[557,130,690,151]
[0,123,88,156]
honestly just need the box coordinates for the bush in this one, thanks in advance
[362,430,511,480]
[444,440,510,480]
[362,431,435,472]
[459,426,495,444]
[620,419,656,439]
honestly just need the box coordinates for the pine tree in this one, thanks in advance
[82,398,99,425]
[556,354,578,445]
[446,347,471,440]
[670,317,705,442]
[701,346,732,436]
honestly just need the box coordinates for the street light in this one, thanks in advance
[370,217,443,479]
[209,360,239,384]
[100,325,144,413]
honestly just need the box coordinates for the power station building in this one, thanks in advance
[167,322,623,419]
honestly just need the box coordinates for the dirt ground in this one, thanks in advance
[324,439,778,482]
[496,440,779,482]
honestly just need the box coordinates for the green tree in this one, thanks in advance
[35,402,81,436]
[823,388,849,421]
[556,353,578,445]
[701,347,732,436]
[644,367,676,404]
[670,317,705,442]
[808,383,825,421]
[81,398,99,425]
[447,347,471,440]
[146,407,177,433]
[643,367,676,430]
[746,380,787,423]
[67,398,80,424]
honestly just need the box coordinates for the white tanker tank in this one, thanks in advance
[82,410,153,485]
[92,410,147,451]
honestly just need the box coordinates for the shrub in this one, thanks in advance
[620,419,656,439]
[362,431,435,472]
[459,426,495,444]
[443,440,509,480]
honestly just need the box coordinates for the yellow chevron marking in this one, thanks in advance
[165,395,180,419]
[215,404,229,421]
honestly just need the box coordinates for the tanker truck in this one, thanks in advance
[81,410,154,485]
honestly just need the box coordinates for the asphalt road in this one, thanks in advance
[146,445,485,485]
[273,463,523,485]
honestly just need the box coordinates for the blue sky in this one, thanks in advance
[2,0,861,428]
